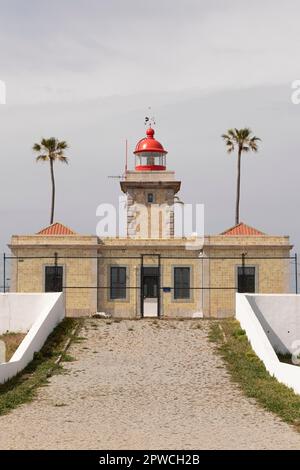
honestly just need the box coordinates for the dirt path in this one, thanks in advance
[0,319,299,450]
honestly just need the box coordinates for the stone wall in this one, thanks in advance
[8,234,292,318]
[9,235,98,317]
[204,235,291,317]
[97,247,201,318]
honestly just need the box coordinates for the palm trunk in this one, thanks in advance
[235,147,242,225]
[50,158,55,225]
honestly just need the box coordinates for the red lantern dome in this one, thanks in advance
[134,127,167,171]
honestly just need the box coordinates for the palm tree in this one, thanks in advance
[33,138,69,225]
[222,128,261,225]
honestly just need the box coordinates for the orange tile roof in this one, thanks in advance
[37,222,76,235]
[221,222,265,236]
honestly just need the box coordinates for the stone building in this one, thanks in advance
[8,127,292,318]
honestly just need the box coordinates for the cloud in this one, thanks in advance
[0,1,300,266]
[1,0,300,105]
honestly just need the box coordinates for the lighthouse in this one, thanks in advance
[121,126,181,238]
[8,122,292,320]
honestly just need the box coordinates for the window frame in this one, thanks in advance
[110,266,127,300]
[173,266,191,300]
[44,265,64,293]
[237,265,256,293]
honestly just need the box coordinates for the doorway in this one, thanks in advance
[141,263,160,318]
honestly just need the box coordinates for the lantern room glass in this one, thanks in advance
[135,152,166,168]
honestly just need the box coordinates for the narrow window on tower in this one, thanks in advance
[147,193,154,203]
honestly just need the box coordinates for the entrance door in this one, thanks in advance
[141,267,160,317]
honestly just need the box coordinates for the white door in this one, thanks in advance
[143,298,158,317]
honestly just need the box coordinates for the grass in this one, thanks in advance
[0,333,26,362]
[209,319,300,430]
[0,318,80,417]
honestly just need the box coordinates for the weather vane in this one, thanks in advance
[144,106,156,127]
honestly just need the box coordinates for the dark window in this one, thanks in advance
[147,193,154,203]
[238,266,256,293]
[174,267,190,299]
[110,267,127,299]
[45,266,63,292]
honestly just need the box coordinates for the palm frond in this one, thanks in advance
[33,143,41,152]
[36,155,48,162]
[57,141,68,150]
[222,127,261,155]
[58,156,68,163]
[33,137,70,163]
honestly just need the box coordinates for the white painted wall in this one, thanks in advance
[0,293,65,384]
[0,293,62,334]
[247,294,300,354]
[236,294,300,395]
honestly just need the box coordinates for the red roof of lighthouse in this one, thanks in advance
[134,127,167,154]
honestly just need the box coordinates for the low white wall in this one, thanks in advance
[0,293,60,334]
[247,294,300,354]
[0,293,65,384]
[236,294,300,395]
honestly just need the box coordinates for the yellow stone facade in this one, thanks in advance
[203,235,291,317]
[8,232,292,318]
[9,235,98,317]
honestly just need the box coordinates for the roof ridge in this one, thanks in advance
[220,222,243,235]
[221,222,265,236]
[37,222,76,235]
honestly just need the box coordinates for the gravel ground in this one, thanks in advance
[0,319,299,450]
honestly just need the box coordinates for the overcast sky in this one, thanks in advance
[1,0,300,276]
